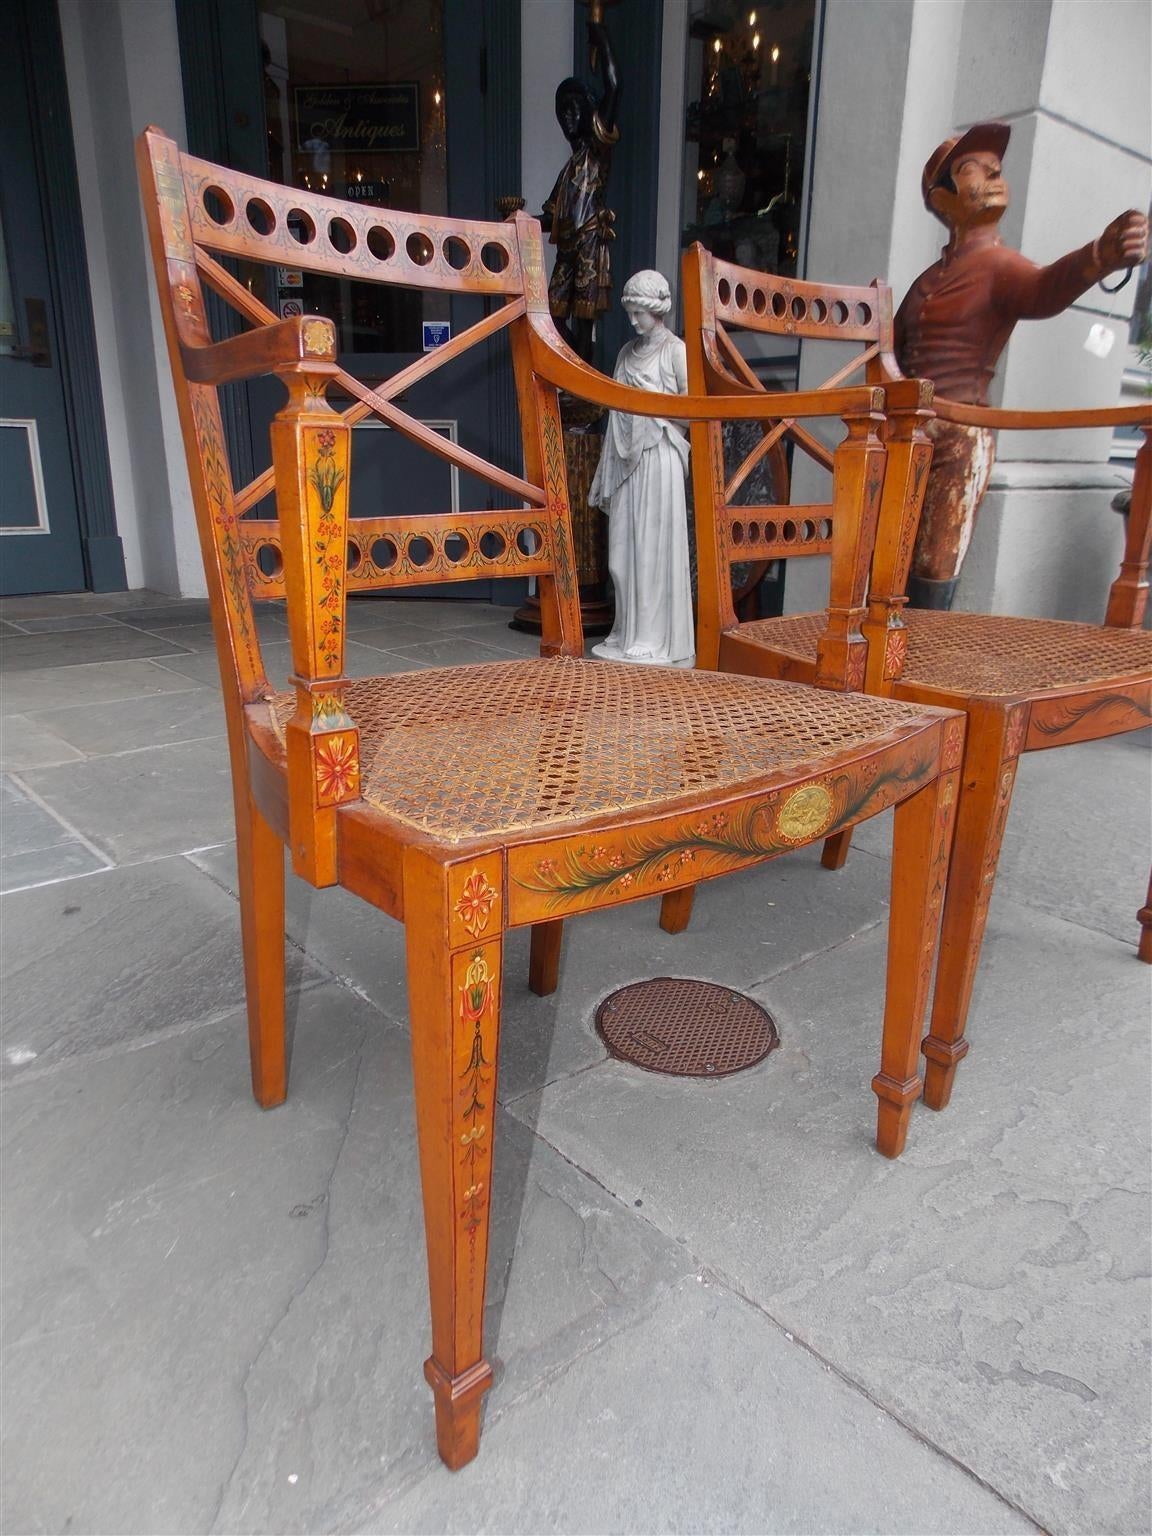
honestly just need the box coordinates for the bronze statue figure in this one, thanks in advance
[895,120,1148,608]
[542,12,620,362]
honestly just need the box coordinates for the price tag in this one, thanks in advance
[1083,323,1116,358]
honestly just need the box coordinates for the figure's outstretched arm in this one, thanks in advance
[590,20,620,135]
[1002,208,1148,320]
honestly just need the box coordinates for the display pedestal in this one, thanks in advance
[510,396,613,637]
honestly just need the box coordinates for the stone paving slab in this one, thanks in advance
[0,855,318,1080]
[8,614,125,633]
[30,688,225,757]
[0,589,174,622]
[508,900,1152,1535]
[0,659,203,716]
[346,1277,1036,1536]
[0,626,194,672]
[0,776,109,893]
[19,736,236,865]
[0,715,86,772]
[375,634,530,669]
[211,1031,694,1536]
[0,984,371,1536]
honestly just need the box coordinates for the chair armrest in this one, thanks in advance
[526,314,885,421]
[180,316,338,385]
[933,397,1151,431]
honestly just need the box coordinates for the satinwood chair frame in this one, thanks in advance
[138,129,964,1470]
[680,241,1152,1116]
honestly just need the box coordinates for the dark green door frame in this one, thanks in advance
[6,0,125,593]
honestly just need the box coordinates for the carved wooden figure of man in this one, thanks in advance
[895,121,1149,608]
[542,14,620,362]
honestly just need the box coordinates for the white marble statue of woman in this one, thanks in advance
[589,270,694,667]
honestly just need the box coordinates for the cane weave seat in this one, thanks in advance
[739,611,1152,697]
[266,657,929,839]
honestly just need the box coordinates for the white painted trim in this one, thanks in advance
[0,417,51,534]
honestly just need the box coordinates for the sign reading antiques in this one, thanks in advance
[294,84,420,155]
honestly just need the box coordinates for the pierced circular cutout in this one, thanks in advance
[371,536,398,570]
[800,519,816,543]
[771,290,787,319]
[731,521,745,546]
[783,519,797,541]
[407,535,435,567]
[246,198,276,236]
[763,521,777,543]
[479,529,507,559]
[819,517,833,540]
[406,231,434,266]
[346,539,362,572]
[855,302,873,327]
[287,208,316,245]
[444,531,471,564]
[752,288,767,315]
[810,297,827,323]
[254,541,283,578]
[481,241,509,274]
[367,225,395,262]
[717,278,732,307]
[734,283,749,310]
[203,186,235,226]
[516,526,542,557]
[329,217,357,255]
[444,236,471,271]
[791,296,807,322]
[831,300,849,325]
[747,521,761,542]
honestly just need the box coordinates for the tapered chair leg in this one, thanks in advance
[872,763,959,1157]
[1138,869,1152,964]
[235,787,288,1108]
[659,885,696,933]
[921,706,1023,1111]
[404,853,504,1470]
[529,919,564,995]
[821,827,853,870]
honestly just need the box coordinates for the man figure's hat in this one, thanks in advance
[921,121,1011,207]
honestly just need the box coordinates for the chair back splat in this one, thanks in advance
[138,128,970,1471]
[683,243,934,694]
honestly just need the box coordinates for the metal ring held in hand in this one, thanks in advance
[1098,266,1134,295]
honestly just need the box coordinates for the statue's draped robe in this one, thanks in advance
[590,328,694,667]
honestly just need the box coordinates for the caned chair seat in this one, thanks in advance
[736,611,1152,699]
[263,657,934,839]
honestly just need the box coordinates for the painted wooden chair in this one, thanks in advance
[681,241,1152,1118]
[138,128,964,1470]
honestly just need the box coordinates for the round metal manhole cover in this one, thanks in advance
[594,977,779,1078]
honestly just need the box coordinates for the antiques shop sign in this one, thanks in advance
[295,84,420,154]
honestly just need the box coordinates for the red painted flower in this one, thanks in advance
[454,869,499,937]
[316,733,358,801]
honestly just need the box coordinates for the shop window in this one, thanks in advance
[258,0,448,354]
[681,1,817,280]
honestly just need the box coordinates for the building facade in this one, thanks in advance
[4,0,1149,620]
